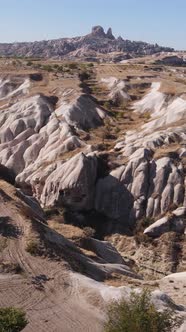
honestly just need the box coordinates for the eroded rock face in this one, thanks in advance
[0,87,106,210]
[95,169,134,222]
[106,28,115,40]
[0,76,30,100]
[133,82,186,132]
[79,237,125,264]
[146,158,184,217]
[103,81,186,225]
[40,152,98,210]
[101,77,131,105]
[0,75,185,233]
[156,55,186,66]
[144,207,186,237]
[91,26,106,38]
[56,94,106,130]
[95,148,185,223]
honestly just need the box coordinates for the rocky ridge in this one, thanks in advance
[0,26,174,60]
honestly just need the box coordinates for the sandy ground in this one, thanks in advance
[0,181,104,332]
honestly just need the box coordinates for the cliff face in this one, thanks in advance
[0,26,174,59]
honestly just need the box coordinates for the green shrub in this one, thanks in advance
[87,63,94,67]
[103,101,112,111]
[42,65,53,72]
[105,290,182,332]
[68,62,78,69]
[142,111,151,120]
[26,240,39,255]
[26,61,33,66]
[0,262,23,274]
[57,65,64,72]
[78,70,90,81]
[53,64,59,70]
[114,127,120,134]
[0,307,27,332]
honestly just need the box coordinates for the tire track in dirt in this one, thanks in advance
[0,189,103,331]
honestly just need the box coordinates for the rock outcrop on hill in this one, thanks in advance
[0,26,174,59]
[156,55,186,66]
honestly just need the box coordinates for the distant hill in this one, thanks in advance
[0,26,174,60]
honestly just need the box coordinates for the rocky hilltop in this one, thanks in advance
[0,26,174,60]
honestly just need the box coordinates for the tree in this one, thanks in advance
[0,307,27,332]
[104,290,182,332]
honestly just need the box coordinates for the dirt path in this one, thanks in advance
[0,182,103,332]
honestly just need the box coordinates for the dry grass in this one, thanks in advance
[95,63,150,80]
[159,78,186,95]
[0,58,81,104]
[48,220,85,241]
[153,143,180,160]
[0,237,8,252]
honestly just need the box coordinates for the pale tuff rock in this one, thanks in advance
[134,82,186,132]
[0,77,30,100]
[144,207,186,237]
[101,77,131,104]
[115,126,186,156]
[0,90,105,207]
[146,157,184,217]
[101,77,118,89]
[0,75,185,230]
[55,94,106,130]
[107,81,186,223]
[134,82,166,115]
[72,273,184,312]
[82,238,125,264]
[40,152,98,210]
[95,150,185,222]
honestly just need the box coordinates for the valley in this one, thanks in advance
[0,54,185,331]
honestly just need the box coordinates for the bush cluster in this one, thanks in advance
[105,290,182,332]
[0,307,27,332]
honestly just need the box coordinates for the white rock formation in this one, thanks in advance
[0,76,185,225]
[72,273,185,313]
[56,94,105,130]
[134,82,186,132]
[101,77,130,104]
[134,82,166,115]
[95,148,185,222]
[144,207,186,237]
[0,88,106,209]
[0,77,30,100]
[40,152,97,209]
[107,82,186,222]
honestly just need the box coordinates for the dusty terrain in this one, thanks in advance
[0,56,185,331]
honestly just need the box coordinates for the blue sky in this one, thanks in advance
[0,0,185,49]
